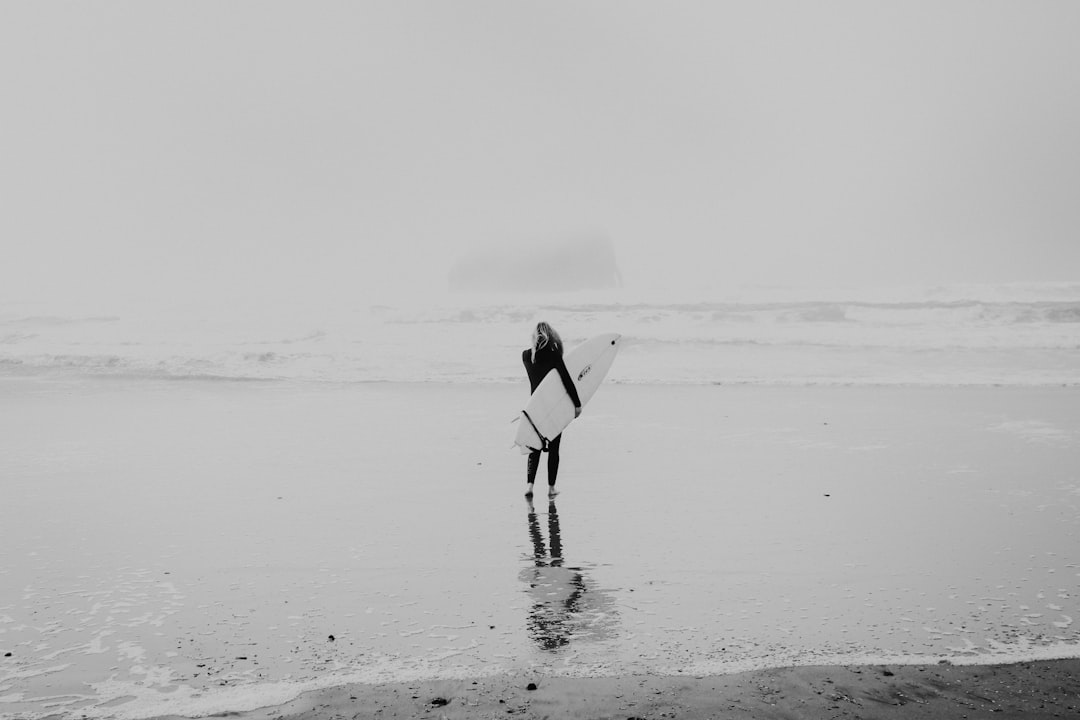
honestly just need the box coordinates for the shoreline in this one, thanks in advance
[158,659,1080,720]
[3,369,1080,388]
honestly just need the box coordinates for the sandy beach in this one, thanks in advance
[2,378,1079,719]
[201,659,1080,719]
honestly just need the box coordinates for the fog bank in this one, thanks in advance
[2,3,1078,312]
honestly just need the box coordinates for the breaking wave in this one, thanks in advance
[2,283,1078,386]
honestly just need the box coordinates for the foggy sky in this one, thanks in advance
[2,2,1078,306]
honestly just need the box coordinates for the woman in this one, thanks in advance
[522,322,582,499]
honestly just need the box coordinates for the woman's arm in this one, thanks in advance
[554,356,583,411]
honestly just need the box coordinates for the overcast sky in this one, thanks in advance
[2,2,1078,306]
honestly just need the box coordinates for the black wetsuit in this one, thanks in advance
[522,346,582,487]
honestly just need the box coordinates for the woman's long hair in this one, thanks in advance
[531,322,563,362]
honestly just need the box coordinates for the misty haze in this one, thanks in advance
[2,3,1079,720]
[449,233,622,293]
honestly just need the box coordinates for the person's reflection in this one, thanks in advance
[522,500,589,651]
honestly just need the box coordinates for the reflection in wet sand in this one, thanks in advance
[521,500,617,651]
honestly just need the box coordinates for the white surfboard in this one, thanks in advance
[514,333,621,453]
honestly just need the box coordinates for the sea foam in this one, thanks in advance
[1,282,1077,386]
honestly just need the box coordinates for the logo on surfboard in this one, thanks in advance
[578,364,592,381]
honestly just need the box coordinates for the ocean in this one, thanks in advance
[2,282,1078,387]
[2,281,1079,720]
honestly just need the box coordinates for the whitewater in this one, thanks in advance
[2,282,1078,387]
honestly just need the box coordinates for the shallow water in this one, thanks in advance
[1,379,1078,719]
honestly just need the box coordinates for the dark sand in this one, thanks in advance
[201,660,1080,720]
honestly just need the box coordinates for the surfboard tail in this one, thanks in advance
[511,439,539,455]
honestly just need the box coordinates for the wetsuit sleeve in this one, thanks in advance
[522,349,537,392]
[554,355,582,408]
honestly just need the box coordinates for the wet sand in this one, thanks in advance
[212,659,1080,719]
[2,378,1078,719]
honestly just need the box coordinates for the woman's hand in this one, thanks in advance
[574,406,582,419]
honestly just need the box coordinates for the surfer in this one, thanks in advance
[522,322,582,499]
